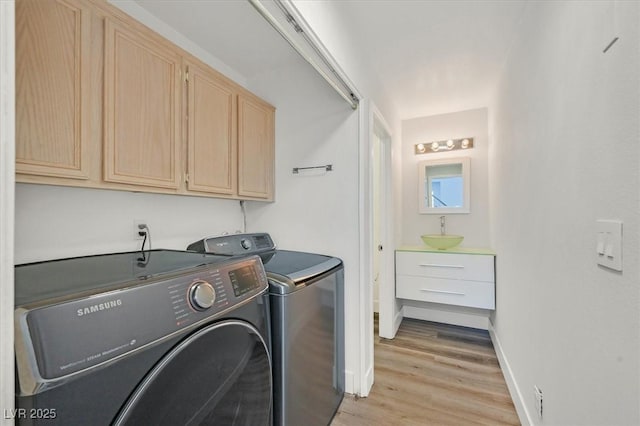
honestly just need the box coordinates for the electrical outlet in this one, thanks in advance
[534,385,543,419]
[133,220,147,240]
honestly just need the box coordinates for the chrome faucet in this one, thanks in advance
[440,216,446,235]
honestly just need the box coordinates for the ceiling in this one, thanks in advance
[133,0,526,120]
[132,0,298,80]
[330,1,527,119]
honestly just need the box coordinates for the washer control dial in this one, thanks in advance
[240,239,252,250]
[189,281,216,311]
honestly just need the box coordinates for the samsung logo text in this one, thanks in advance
[77,299,123,317]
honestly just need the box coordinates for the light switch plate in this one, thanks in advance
[596,220,622,271]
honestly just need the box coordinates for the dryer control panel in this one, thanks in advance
[188,232,276,257]
[15,255,268,395]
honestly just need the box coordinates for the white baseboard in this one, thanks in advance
[392,308,403,335]
[378,305,403,339]
[403,304,489,330]
[344,369,355,395]
[361,364,374,397]
[488,322,532,426]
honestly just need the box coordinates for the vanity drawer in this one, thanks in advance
[395,252,494,282]
[396,276,495,309]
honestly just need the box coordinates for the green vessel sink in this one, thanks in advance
[420,234,464,250]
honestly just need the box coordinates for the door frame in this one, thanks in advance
[0,0,16,416]
[358,100,393,396]
[371,108,396,339]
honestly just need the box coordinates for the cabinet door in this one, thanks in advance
[103,18,182,189]
[16,0,91,179]
[186,62,236,195]
[238,93,274,200]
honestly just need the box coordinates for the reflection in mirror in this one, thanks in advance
[418,157,470,214]
[426,163,463,208]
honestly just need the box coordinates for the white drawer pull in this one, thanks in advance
[419,263,465,269]
[420,288,465,296]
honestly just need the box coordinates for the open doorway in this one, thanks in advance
[358,101,394,397]
[371,109,393,338]
[372,132,384,314]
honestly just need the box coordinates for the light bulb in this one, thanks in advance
[461,138,470,148]
[446,139,454,149]
[416,143,425,153]
[431,142,440,151]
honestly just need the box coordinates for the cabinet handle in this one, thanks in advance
[418,263,464,269]
[420,288,465,296]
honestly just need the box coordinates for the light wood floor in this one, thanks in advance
[331,318,520,426]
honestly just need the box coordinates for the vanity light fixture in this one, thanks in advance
[414,137,474,155]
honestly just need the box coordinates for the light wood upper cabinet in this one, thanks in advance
[16,0,91,179]
[185,61,237,195]
[16,0,275,201]
[238,92,275,200]
[103,18,182,189]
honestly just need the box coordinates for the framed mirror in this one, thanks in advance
[418,157,470,214]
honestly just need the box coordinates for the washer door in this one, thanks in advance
[114,320,271,426]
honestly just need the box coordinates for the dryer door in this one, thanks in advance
[114,320,271,426]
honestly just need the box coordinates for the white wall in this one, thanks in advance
[290,0,403,246]
[243,55,361,392]
[489,1,639,425]
[401,108,490,247]
[15,184,245,263]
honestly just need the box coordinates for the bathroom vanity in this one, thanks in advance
[395,247,495,327]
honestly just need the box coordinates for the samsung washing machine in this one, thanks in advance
[188,233,345,426]
[14,249,272,425]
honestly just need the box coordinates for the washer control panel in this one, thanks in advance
[188,280,216,311]
[167,256,266,327]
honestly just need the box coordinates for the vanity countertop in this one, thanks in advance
[397,246,496,256]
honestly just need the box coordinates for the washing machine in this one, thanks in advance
[14,249,272,425]
[188,233,345,426]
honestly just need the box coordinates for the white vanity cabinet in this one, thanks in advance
[395,249,495,310]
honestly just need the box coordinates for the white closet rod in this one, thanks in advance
[248,0,359,110]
